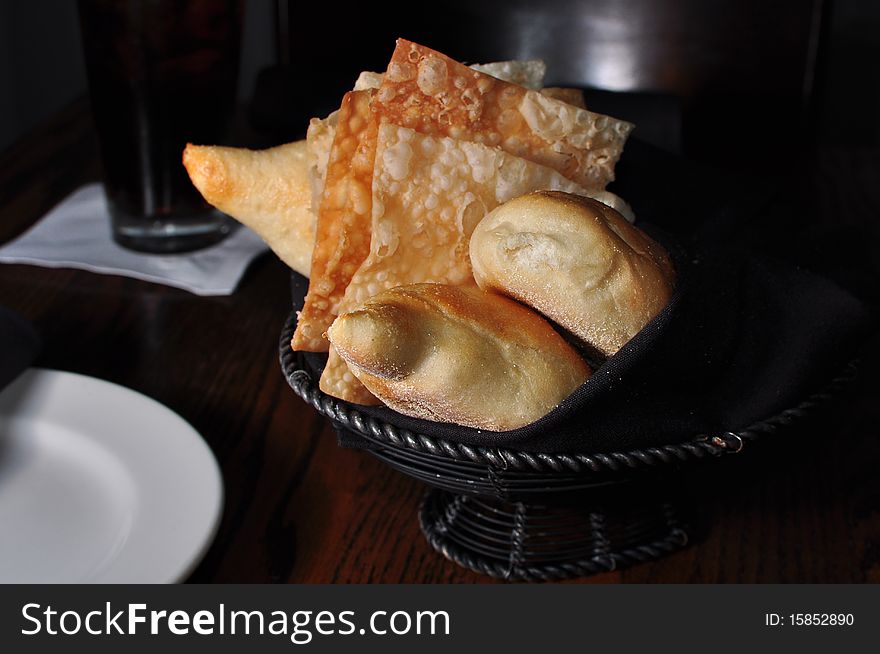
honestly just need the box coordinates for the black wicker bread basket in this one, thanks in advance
[279,309,859,581]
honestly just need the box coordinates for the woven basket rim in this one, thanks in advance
[279,309,859,474]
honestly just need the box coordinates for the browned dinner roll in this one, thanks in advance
[469,191,675,357]
[327,283,591,431]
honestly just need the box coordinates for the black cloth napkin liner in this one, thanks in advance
[0,306,41,392]
[292,140,877,454]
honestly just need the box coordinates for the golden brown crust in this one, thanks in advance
[328,284,591,430]
[470,191,675,357]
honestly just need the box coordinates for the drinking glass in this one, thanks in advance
[78,0,243,253]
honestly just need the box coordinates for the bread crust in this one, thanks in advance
[328,284,591,430]
[470,191,675,356]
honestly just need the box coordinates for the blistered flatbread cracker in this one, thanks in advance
[323,344,381,404]
[353,71,384,91]
[355,60,546,95]
[306,111,338,214]
[540,86,587,109]
[374,39,633,190]
[293,90,380,351]
[183,140,314,277]
[470,59,546,90]
[298,45,634,357]
[307,70,383,209]
[319,123,593,403]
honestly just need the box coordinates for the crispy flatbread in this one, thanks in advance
[297,60,552,350]
[540,86,587,109]
[355,60,546,95]
[322,345,380,404]
[319,123,593,403]
[307,67,386,213]
[374,39,633,190]
[183,140,314,276]
[292,90,380,350]
[298,46,633,354]
[469,59,546,89]
[306,111,338,215]
[353,70,384,91]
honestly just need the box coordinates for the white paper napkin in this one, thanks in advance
[0,184,269,296]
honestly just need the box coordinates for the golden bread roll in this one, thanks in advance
[183,141,315,277]
[327,284,591,431]
[469,191,675,357]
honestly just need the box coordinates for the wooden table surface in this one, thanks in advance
[1,100,878,583]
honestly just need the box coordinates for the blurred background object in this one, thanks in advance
[0,1,270,149]
[78,0,243,253]
[1,0,879,162]
[254,0,880,165]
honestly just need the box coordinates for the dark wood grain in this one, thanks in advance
[0,101,877,584]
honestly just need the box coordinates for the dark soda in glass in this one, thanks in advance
[78,0,242,253]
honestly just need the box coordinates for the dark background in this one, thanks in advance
[2,0,879,154]
[0,0,274,151]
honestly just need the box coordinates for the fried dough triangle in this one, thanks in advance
[183,140,314,276]
[292,90,380,350]
[374,39,633,190]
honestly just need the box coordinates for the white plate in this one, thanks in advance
[0,368,223,583]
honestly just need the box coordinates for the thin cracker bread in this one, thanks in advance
[540,86,587,109]
[323,344,380,404]
[470,59,546,90]
[374,39,633,190]
[306,111,338,215]
[319,123,592,403]
[356,60,546,95]
[299,45,633,354]
[292,90,380,350]
[353,71,384,91]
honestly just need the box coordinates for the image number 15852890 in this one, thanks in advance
[765,614,854,627]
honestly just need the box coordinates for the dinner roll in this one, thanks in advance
[327,283,590,431]
[469,191,675,357]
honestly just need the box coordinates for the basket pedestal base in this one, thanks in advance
[418,488,689,581]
